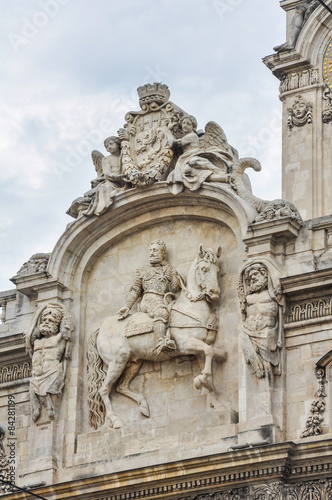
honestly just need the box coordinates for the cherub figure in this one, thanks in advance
[67,136,129,218]
[167,115,236,195]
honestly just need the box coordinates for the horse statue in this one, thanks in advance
[87,244,227,430]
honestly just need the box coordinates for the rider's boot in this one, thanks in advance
[154,320,176,354]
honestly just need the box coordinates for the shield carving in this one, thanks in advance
[121,107,174,187]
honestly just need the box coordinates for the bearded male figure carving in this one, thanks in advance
[238,263,283,379]
[25,303,74,422]
[117,239,181,354]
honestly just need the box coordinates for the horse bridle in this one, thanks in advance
[169,305,218,332]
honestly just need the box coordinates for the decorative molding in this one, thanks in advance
[177,479,332,500]
[286,296,332,323]
[0,360,31,384]
[279,68,319,94]
[281,268,332,295]
[6,441,332,500]
[301,366,327,438]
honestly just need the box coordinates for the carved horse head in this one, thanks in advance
[186,244,221,302]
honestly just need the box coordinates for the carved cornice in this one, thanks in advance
[10,273,68,299]
[0,332,25,356]
[178,479,332,500]
[281,268,332,296]
[0,289,16,305]
[4,441,332,499]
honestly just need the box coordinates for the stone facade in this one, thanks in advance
[264,0,332,221]
[1,2,332,499]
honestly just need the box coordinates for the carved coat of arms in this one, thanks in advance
[67,82,302,227]
[118,83,178,186]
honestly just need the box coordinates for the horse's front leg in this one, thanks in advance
[179,337,215,391]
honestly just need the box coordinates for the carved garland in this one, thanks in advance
[301,366,327,438]
[0,361,31,384]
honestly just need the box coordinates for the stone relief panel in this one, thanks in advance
[274,0,319,53]
[287,95,313,128]
[87,240,227,430]
[66,82,302,226]
[238,262,284,379]
[83,219,240,438]
[279,68,319,94]
[25,303,74,423]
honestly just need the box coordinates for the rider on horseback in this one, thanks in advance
[117,239,181,354]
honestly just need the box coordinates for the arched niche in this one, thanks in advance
[49,184,252,438]
[296,5,332,68]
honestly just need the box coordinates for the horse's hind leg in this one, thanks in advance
[99,352,130,429]
[116,360,150,418]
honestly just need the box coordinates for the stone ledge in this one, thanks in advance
[1,440,331,500]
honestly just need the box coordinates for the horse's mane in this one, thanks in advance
[200,248,218,264]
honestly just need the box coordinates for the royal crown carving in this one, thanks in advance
[137,82,170,106]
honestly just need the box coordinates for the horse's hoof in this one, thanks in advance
[194,375,203,390]
[139,401,150,418]
[48,409,55,420]
[32,409,41,422]
[112,419,123,429]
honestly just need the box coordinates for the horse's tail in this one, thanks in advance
[87,328,106,429]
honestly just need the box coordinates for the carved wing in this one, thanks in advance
[199,121,232,155]
[91,150,105,176]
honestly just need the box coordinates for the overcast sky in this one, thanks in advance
[0,0,286,292]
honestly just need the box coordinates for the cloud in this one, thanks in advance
[0,0,285,290]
